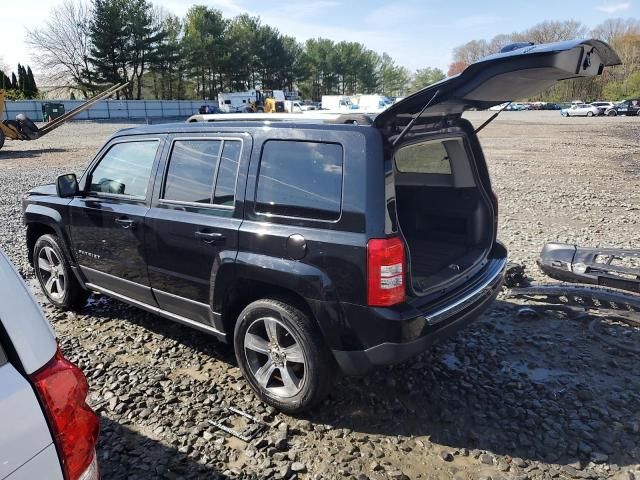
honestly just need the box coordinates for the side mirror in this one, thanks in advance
[56,173,79,198]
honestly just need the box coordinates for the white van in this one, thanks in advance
[321,95,354,112]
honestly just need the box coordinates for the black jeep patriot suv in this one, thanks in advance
[23,39,619,412]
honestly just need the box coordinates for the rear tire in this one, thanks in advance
[234,297,336,413]
[607,110,617,116]
[587,111,594,117]
[34,234,89,310]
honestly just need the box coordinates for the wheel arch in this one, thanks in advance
[24,204,74,267]
[219,277,315,341]
[212,252,355,350]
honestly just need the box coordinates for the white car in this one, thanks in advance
[560,103,600,117]
[590,101,615,115]
[0,249,99,480]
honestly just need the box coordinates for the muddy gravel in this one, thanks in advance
[1,111,639,480]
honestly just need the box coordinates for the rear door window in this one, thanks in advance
[163,140,222,204]
[395,141,452,175]
[162,139,242,206]
[89,141,159,198]
[255,140,343,221]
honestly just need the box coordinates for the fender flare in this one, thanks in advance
[24,204,74,266]
[213,252,352,347]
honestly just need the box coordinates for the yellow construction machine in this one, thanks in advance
[251,89,285,113]
[0,83,129,152]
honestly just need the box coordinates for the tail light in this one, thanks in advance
[367,237,405,306]
[29,348,100,480]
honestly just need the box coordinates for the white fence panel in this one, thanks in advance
[2,99,201,122]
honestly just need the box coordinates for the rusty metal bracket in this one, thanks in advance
[208,406,267,442]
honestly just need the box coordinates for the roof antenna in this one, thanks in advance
[392,89,441,147]
[474,101,511,134]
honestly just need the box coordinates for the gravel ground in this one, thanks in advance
[1,111,639,480]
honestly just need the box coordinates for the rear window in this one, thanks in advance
[395,141,451,175]
[256,140,343,220]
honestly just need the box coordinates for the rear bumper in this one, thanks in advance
[332,244,507,375]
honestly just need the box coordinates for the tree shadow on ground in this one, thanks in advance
[98,416,254,479]
[0,147,68,159]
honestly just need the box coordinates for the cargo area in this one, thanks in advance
[393,137,494,294]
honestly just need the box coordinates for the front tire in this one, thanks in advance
[234,298,336,413]
[587,111,594,117]
[34,234,89,310]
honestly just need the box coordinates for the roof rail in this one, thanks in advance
[186,112,375,125]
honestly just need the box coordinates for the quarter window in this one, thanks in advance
[163,140,221,204]
[256,140,343,220]
[89,141,158,198]
[395,141,452,175]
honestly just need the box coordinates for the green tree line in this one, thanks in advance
[27,0,446,100]
[448,18,640,101]
[0,64,39,99]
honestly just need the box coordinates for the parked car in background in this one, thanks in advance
[590,101,615,115]
[604,99,640,116]
[488,102,528,111]
[561,103,600,116]
[199,105,221,115]
[540,103,561,110]
[0,249,99,480]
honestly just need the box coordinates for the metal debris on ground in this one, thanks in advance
[505,283,640,313]
[504,262,530,288]
[516,306,539,319]
[537,242,640,294]
[208,406,268,442]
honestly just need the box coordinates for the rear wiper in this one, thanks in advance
[392,89,441,147]
[474,102,512,134]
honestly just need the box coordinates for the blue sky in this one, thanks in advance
[1,0,637,80]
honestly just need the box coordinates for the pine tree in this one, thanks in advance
[0,70,11,90]
[17,64,26,92]
[88,0,128,97]
[11,72,17,90]
[25,66,38,98]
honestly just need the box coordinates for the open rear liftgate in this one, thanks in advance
[0,83,129,150]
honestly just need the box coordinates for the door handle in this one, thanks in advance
[195,231,225,244]
[115,217,136,229]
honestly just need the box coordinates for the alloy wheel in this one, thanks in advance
[244,316,306,398]
[37,246,66,301]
